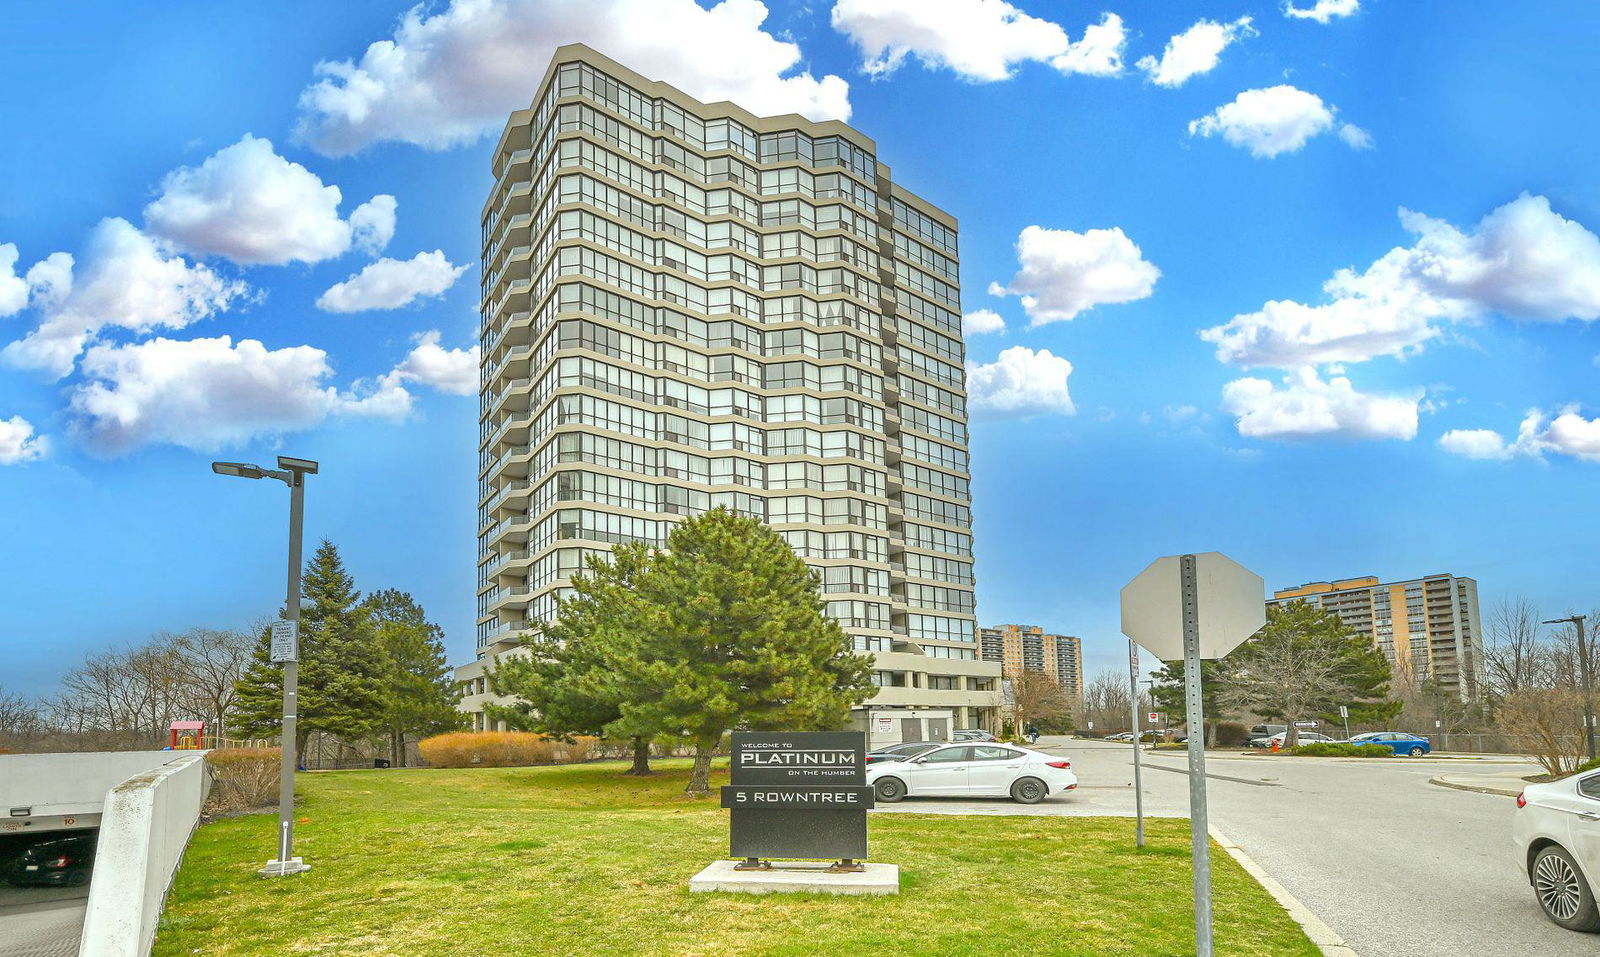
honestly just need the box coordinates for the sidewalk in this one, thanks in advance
[1428,769,1534,797]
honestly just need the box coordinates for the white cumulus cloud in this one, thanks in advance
[392,330,480,395]
[68,335,410,456]
[1188,86,1368,158]
[144,135,395,266]
[1201,194,1600,367]
[0,245,28,316]
[1137,16,1254,88]
[991,224,1160,325]
[1221,367,1420,440]
[1284,0,1360,24]
[961,308,1006,336]
[966,346,1075,417]
[1439,407,1600,464]
[831,1,1125,81]
[316,251,467,313]
[0,246,74,317]
[295,0,851,156]
[0,415,48,464]
[349,194,398,255]
[2,218,249,379]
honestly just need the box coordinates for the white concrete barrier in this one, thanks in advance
[77,752,210,957]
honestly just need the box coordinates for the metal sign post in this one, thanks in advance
[1179,555,1214,957]
[1121,552,1265,957]
[1339,704,1350,741]
[1128,639,1144,848]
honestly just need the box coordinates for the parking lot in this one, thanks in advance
[874,738,1572,957]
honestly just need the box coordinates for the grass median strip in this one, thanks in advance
[154,760,1320,957]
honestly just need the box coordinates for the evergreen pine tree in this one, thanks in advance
[365,588,462,766]
[488,543,661,775]
[616,509,876,794]
[229,541,387,759]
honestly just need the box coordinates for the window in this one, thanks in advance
[971,746,1020,761]
[918,746,970,764]
[1579,774,1600,801]
[927,675,959,690]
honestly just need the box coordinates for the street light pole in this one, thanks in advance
[213,455,318,878]
[1544,615,1595,762]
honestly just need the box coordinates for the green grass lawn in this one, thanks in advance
[154,760,1318,957]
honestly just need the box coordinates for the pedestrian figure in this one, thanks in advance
[1025,722,1039,744]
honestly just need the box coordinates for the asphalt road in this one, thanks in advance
[874,739,1574,957]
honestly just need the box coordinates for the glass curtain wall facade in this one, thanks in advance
[456,45,999,730]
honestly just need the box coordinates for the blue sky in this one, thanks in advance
[3,0,1598,690]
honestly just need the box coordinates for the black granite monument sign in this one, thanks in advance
[721,731,873,867]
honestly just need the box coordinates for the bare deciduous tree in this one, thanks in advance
[0,688,45,750]
[34,628,256,751]
[1482,598,1553,699]
[1080,669,1153,734]
[1498,688,1588,776]
[1009,671,1074,737]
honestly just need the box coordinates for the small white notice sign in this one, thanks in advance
[270,620,299,663]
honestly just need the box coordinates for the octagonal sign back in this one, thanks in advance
[1119,552,1266,661]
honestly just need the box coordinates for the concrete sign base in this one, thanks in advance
[689,860,899,896]
[257,857,312,878]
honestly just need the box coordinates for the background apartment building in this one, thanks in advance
[1268,573,1484,700]
[979,624,1085,705]
[456,44,999,740]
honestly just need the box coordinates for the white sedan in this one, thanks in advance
[866,742,1076,804]
[1513,770,1600,932]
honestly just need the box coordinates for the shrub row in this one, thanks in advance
[1292,742,1393,758]
[206,748,280,813]
[418,731,595,768]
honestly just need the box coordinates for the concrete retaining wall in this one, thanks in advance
[1,751,188,828]
[77,752,209,957]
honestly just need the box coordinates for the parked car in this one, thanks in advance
[952,729,998,742]
[866,742,942,764]
[2,831,96,888]
[1248,731,1337,749]
[1106,732,1135,742]
[867,743,1077,805]
[1349,731,1432,756]
[1513,770,1600,932]
[1249,724,1288,738]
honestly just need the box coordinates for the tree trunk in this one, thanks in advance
[623,736,653,776]
[1206,720,1217,750]
[391,728,404,768]
[686,736,717,795]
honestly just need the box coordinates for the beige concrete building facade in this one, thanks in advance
[978,624,1085,704]
[456,45,998,733]
[1268,573,1484,700]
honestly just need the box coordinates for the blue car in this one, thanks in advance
[1351,731,1432,756]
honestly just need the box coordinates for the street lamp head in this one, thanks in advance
[277,456,319,475]
[1543,617,1584,625]
[212,461,267,480]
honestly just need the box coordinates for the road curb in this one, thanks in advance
[1210,826,1359,957]
[1427,776,1522,798]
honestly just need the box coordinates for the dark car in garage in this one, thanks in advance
[3,831,97,887]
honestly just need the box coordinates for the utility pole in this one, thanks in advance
[1544,615,1595,762]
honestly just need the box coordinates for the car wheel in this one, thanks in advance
[66,871,89,888]
[1532,845,1600,932]
[874,777,906,803]
[1010,777,1047,805]
[1409,746,1424,757]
